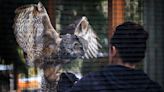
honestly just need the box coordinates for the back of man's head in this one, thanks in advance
[111,22,148,63]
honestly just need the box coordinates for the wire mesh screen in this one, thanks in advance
[0,0,164,91]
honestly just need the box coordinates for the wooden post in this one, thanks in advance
[48,0,56,28]
[109,0,125,38]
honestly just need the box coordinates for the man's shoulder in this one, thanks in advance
[67,69,106,92]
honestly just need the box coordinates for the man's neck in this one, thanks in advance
[117,62,136,69]
[111,58,136,69]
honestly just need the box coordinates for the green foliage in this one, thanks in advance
[125,0,144,24]
[62,59,83,73]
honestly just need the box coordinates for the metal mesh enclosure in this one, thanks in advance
[0,0,164,91]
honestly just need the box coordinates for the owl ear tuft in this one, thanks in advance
[37,2,43,11]
[81,17,89,31]
[75,16,89,34]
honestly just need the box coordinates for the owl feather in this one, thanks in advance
[74,17,102,59]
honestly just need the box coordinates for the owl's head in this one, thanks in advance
[59,16,98,62]
[59,34,84,61]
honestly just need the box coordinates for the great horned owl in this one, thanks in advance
[13,2,101,92]
[14,2,101,67]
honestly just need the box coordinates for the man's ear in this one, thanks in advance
[111,46,117,57]
[109,45,117,64]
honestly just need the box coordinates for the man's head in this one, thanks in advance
[110,22,148,64]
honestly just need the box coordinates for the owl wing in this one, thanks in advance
[13,2,60,66]
[13,5,38,65]
[74,16,101,59]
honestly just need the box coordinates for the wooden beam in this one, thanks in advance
[109,0,125,38]
[47,0,56,28]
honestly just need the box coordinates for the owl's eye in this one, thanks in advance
[73,42,82,50]
[62,38,67,43]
